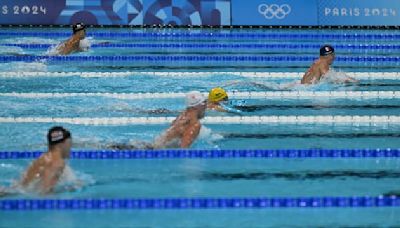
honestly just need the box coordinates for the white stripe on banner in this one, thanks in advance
[0,71,399,79]
[0,91,399,99]
[0,116,398,125]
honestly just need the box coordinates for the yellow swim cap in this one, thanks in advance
[208,87,228,102]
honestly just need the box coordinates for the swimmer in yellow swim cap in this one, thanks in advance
[207,87,243,114]
[207,87,228,112]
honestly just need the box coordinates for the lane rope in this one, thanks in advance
[0,196,398,210]
[0,149,399,159]
[1,91,400,100]
[0,31,399,40]
[0,55,399,63]
[0,71,399,79]
[0,116,398,125]
[2,43,400,51]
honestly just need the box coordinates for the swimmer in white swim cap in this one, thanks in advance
[152,91,207,149]
[56,22,89,55]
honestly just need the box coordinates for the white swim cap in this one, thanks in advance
[186,91,206,108]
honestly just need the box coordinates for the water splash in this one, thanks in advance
[0,37,59,45]
[198,126,223,142]
[46,37,92,56]
[79,38,91,51]
[57,165,95,192]
[0,61,48,72]
[0,46,25,55]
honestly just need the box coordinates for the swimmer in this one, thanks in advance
[55,22,89,55]
[207,87,243,114]
[152,91,207,149]
[301,45,358,84]
[7,126,74,195]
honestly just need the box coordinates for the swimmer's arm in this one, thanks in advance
[341,74,359,83]
[211,105,227,112]
[62,165,84,191]
[40,163,64,194]
[180,122,201,148]
[58,37,80,55]
[318,64,330,82]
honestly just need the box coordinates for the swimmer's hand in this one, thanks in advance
[220,103,243,115]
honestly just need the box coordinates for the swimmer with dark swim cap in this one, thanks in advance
[301,45,357,84]
[0,126,79,196]
[55,22,89,55]
[19,126,74,194]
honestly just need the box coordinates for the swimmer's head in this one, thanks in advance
[320,45,335,64]
[47,126,72,157]
[186,91,206,108]
[73,23,85,34]
[72,23,86,39]
[320,45,335,56]
[208,87,228,103]
[186,91,207,118]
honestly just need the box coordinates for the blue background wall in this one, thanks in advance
[0,0,399,26]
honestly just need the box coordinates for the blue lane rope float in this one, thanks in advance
[0,196,399,210]
[0,149,399,160]
[0,55,399,63]
[2,43,400,51]
[0,32,399,40]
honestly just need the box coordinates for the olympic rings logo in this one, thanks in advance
[258,4,291,19]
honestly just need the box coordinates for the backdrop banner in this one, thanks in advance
[318,0,400,26]
[0,0,399,26]
[231,0,318,26]
[0,0,231,25]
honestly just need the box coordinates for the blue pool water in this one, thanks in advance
[0,27,400,227]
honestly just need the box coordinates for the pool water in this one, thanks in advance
[0,27,399,227]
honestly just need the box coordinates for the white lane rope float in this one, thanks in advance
[0,71,399,80]
[0,116,398,125]
[1,91,400,100]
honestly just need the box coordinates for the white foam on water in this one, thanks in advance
[1,37,60,45]
[45,44,62,56]
[46,37,92,56]
[58,165,95,192]
[8,61,48,72]
[199,126,223,142]
[79,38,91,51]
[0,46,25,55]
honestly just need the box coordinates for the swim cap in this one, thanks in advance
[72,23,86,34]
[320,45,335,56]
[208,87,228,102]
[47,126,71,145]
[186,91,206,108]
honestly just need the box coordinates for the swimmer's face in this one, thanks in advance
[75,30,86,40]
[61,138,72,159]
[220,96,229,104]
[196,102,207,119]
[326,53,335,65]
